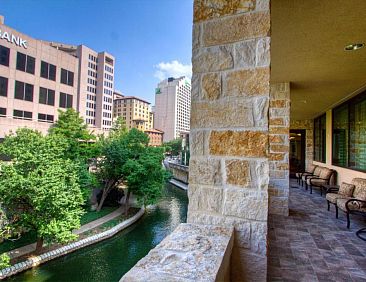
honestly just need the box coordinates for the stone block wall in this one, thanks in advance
[268,83,290,216]
[290,119,314,170]
[167,162,189,183]
[189,0,270,280]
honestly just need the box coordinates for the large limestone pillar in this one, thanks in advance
[189,0,271,280]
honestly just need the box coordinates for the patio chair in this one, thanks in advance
[295,164,317,185]
[336,178,366,228]
[326,182,355,218]
[301,166,322,189]
[305,168,336,194]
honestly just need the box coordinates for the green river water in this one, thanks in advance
[9,183,188,282]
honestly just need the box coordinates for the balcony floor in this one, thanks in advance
[268,180,366,282]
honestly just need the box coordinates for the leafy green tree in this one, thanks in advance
[123,147,170,207]
[95,128,170,212]
[49,109,98,200]
[49,108,97,160]
[0,129,85,253]
[164,138,182,156]
[0,253,10,270]
[110,116,128,137]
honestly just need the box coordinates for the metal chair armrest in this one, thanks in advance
[326,187,339,194]
[345,199,366,212]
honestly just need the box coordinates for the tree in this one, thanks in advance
[0,253,10,270]
[164,138,182,156]
[49,109,98,200]
[123,147,170,207]
[0,129,85,253]
[110,116,128,137]
[49,108,97,160]
[95,128,149,211]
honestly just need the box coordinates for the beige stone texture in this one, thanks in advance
[269,135,286,144]
[121,224,234,282]
[234,39,256,68]
[223,68,269,97]
[202,72,221,100]
[269,118,286,126]
[270,144,290,153]
[191,100,254,129]
[202,11,270,46]
[194,0,256,23]
[269,153,286,161]
[191,73,201,100]
[223,189,268,220]
[188,184,223,213]
[192,45,234,73]
[256,37,270,67]
[226,160,251,187]
[209,130,267,157]
[269,127,289,135]
[192,23,201,51]
[190,130,206,156]
[189,157,222,185]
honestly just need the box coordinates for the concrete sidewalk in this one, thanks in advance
[7,206,125,259]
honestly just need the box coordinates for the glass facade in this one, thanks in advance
[314,114,326,163]
[332,92,366,171]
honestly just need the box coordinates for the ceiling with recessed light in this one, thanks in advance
[271,0,366,120]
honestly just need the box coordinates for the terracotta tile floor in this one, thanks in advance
[268,180,366,282]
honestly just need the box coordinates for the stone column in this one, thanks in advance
[189,0,270,280]
[268,83,290,216]
[290,119,314,170]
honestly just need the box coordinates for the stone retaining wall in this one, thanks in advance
[121,223,234,282]
[0,208,145,280]
[167,162,189,183]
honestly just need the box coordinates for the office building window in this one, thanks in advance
[332,91,366,171]
[39,87,55,106]
[38,113,54,122]
[314,115,327,163]
[0,107,6,116]
[0,76,8,97]
[16,52,35,74]
[40,61,56,81]
[60,68,74,86]
[59,92,73,108]
[0,45,10,66]
[14,81,33,102]
[13,109,32,120]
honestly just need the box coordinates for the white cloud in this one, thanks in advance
[154,60,192,81]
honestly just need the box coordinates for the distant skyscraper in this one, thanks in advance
[154,76,191,142]
[49,43,115,132]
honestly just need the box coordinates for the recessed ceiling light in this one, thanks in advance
[344,43,364,51]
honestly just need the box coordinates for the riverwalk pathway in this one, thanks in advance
[8,206,125,259]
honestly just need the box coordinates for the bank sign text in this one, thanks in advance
[0,30,27,49]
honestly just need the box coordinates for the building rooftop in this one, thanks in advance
[114,96,151,105]
[144,128,164,134]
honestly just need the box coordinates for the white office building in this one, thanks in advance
[154,76,191,142]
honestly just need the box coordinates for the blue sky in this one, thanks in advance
[0,0,193,104]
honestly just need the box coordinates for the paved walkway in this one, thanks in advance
[8,206,124,259]
[268,180,366,282]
